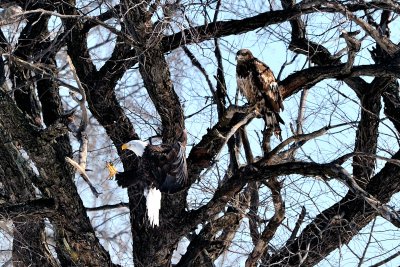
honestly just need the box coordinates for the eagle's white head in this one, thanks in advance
[121,140,149,157]
[236,49,254,62]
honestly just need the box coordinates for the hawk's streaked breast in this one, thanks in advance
[237,72,262,105]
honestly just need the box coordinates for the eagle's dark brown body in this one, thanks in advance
[115,141,188,194]
[236,49,284,139]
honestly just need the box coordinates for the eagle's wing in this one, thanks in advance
[161,142,188,193]
[146,143,188,193]
[254,59,284,112]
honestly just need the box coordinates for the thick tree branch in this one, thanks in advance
[187,105,255,179]
[280,63,400,98]
[340,30,362,74]
[161,1,400,52]
[59,3,138,147]
[176,211,244,267]
[0,198,55,218]
[286,206,306,245]
[86,202,129,212]
[383,81,400,132]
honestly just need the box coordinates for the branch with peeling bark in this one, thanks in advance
[214,109,258,162]
[65,56,100,197]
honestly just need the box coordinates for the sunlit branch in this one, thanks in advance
[263,125,330,164]
[65,56,100,198]
[214,109,258,162]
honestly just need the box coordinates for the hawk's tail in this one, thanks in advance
[264,111,284,141]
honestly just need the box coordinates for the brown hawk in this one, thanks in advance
[236,48,284,140]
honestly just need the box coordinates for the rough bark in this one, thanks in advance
[0,133,57,267]
[1,1,400,267]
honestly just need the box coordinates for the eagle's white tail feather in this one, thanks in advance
[146,187,162,227]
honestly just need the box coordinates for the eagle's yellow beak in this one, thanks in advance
[121,143,129,150]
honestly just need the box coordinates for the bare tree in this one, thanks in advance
[1,1,400,266]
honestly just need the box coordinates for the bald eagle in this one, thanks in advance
[115,138,188,226]
[236,49,284,140]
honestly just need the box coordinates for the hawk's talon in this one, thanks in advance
[270,82,279,92]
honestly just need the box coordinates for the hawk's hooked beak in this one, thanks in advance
[121,143,129,150]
